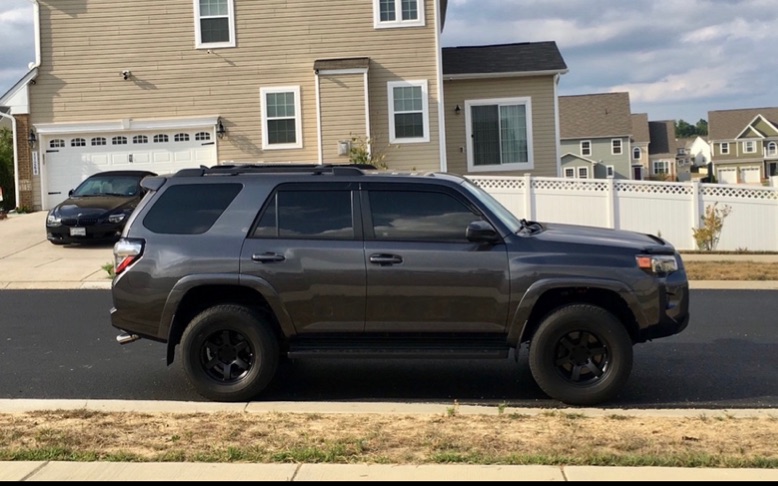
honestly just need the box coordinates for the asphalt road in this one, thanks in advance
[0,289,776,409]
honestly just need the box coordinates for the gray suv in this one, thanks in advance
[110,164,689,406]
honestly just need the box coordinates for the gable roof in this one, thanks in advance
[630,113,650,144]
[708,107,778,140]
[558,92,632,139]
[442,41,568,78]
[648,120,676,157]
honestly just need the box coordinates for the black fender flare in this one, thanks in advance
[506,277,647,346]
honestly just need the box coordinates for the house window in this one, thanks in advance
[195,132,211,141]
[720,142,729,155]
[466,96,533,172]
[50,139,65,149]
[653,160,669,175]
[154,134,169,143]
[91,137,106,146]
[606,165,615,178]
[388,80,429,144]
[174,133,190,142]
[112,136,128,145]
[71,138,86,147]
[742,140,756,154]
[133,135,148,144]
[633,147,641,160]
[374,0,424,28]
[767,142,777,157]
[564,168,575,178]
[261,86,302,149]
[577,167,589,179]
[194,0,235,49]
[611,139,623,155]
[580,140,591,157]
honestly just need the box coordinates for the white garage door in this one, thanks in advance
[740,166,761,184]
[44,129,216,209]
[718,168,737,184]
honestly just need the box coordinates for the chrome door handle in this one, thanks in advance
[252,252,286,263]
[369,254,403,265]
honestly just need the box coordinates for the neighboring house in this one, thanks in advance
[630,113,650,180]
[708,107,778,185]
[558,92,633,179]
[647,120,677,181]
[676,135,711,182]
[0,0,568,211]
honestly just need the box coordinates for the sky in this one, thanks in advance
[2,0,777,124]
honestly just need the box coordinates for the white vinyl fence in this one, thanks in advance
[469,175,778,252]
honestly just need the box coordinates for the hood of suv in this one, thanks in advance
[533,222,675,254]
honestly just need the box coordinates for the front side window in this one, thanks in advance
[767,142,777,157]
[606,165,615,178]
[612,138,623,155]
[633,147,641,160]
[254,190,353,239]
[577,166,588,179]
[194,0,235,48]
[466,97,533,172]
[388,80,429,143]
[374,0,424,28]
[742,140,756,154]
[580,140,591,157]
[654,161,669,175]
[564,168,575,178]
[144,183,241,235]
[261,86,302,150]
[720,142,730,155]
[368,189,481,242]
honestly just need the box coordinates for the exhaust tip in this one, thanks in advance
[116,332,140,345]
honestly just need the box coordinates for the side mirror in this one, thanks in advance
[466,220,500,244]
[68,189,74,197]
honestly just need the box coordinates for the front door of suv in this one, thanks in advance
[362,183,510,333]
[241,183,365,334]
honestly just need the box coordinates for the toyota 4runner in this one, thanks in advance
[110,164,689,406]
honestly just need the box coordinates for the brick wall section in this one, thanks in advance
[13,114,34,210]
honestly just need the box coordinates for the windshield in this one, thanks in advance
[460,178,523,233]
[72,175,143,197]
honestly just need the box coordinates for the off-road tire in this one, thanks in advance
[528,304,633,406]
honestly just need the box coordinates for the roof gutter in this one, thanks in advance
[443,69,569,81]
[26,0,41,70]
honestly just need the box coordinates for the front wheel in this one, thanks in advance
[180,304,279,402]
[528,304,633,406]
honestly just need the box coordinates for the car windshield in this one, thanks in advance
[72,175,143,197]
[459,178,523,233]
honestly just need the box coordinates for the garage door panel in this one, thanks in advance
[174,151,192,162]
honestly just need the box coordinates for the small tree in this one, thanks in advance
[348,135,392,170]
[692,203,732,251]
[0,127,15,211]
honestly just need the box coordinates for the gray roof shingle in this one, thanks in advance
[648,120,676,157]
[631,113,650,144]
[708,107,778,140]
[559,92,632,139]
[442,41,567,76]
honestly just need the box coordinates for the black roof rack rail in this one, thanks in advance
[172,163,376,177]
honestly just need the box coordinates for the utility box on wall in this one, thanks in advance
[338,140,351,156]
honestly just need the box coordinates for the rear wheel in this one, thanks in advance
[181,304,279,402]
[528,304,633,406]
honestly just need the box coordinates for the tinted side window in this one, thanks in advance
[368,190,481,241]
[254,190,353,239]
[143,183,241,235]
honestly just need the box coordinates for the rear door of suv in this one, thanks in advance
[361,182,510,333]
[240,182,366,334]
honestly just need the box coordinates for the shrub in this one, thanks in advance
[348,135,391,170]
[692,203,732,251]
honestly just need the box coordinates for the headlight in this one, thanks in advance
[46,213,61,227]
[636,254,678,275]
[108,213,127,224]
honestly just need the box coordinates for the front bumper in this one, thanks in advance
[47,222,123,243]
[637,269,690,342]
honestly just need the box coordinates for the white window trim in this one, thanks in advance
[194,0,236,49]
[261,86,303,150]
[653,160,669,174]
[465,96,534,173]
[742,140,757,154]
[611,138,623,155]
[606,165,615,178]
[720,142,730,155]
[387,80,430,144]
[633,147,641,160]
[767,141,777,157]
[580,140,591,157]
[373,0,425,29]
[564,168,575,178]
[577,166,589,179]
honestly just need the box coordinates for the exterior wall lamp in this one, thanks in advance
[216,119,226,139]
[454,105,462,115]
[27,129,37,147]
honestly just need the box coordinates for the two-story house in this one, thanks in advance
[647,120,677,181]
[630,113,650,180]
[558,92,634,179]
[0,0,568,211]
[708,107,778,185]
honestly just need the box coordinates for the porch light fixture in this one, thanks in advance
[27,129,37,147]
[454,105,461,115]
[216,119,226,139]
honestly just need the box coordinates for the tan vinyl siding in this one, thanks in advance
[32,0,440,168]
[443,76,558,177]
[320,74,367,163]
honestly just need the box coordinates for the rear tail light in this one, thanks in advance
[113,238,144,276]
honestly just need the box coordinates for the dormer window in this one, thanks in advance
[194,0,235,49]
[374,0,424,28]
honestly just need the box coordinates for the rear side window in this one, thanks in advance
[254,190,353,239]
[143,183,241,234]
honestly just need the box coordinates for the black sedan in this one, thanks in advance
[45,170,156,245]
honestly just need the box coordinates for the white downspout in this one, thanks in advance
[26,0,41,70]
[435,0,447,172]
